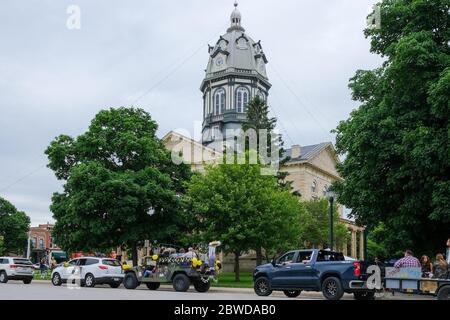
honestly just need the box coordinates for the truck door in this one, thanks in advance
[271,251,317,288]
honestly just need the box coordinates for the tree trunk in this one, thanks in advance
[131,243,138,267]
[234,251,240,282]
[256,247,263,266]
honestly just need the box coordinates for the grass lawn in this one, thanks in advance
[33,271,52,281]
[212,272,254,288]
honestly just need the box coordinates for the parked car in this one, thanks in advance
[0,257,34,284]
[253,249,374,300]
[51,257,124,288]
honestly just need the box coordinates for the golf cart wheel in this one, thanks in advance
[283,290,301,298]
[353,291,375,300]
[254,277,272,296]
[193,279,211,292]
[146,282,161,290]
[123,272,139,290]
[322,277,344,300]
[437,285,450,300]
[51,272,62,286]
[0,271,8,283]
[172,274,190,292]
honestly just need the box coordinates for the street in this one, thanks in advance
[0,280,435,300]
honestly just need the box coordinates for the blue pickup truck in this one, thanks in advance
[253,249,374,300]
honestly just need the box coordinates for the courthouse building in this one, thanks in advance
[162,3,365,268]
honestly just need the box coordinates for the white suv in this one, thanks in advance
[0,257,34,284]
[51,257,123,288]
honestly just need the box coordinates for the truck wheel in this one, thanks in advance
[322,277,344,300]
[254,277,272,296]
[283,290,301,298]
[0,271,8,283]
[146,282,161,290]
[123,272,139,290]
[353,291,375,300]
[437,285,450,300]
[23,278,32,284]
[109,283,120,288]
[193,280,211,293]
[52,273,62,286]
[173,274,190,292]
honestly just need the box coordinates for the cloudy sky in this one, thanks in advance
[0,0,382,225]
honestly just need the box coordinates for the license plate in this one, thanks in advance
[113,278,119,281]
[18,268,31,273]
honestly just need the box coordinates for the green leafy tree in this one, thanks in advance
[334,0,450,254]
[185,157,304,281]
[241,97,298,263]
[242,96,292,190]
[45,107,191,265]
[300,199,349,251]
[0,197,30,255]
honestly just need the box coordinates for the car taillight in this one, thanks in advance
[98,265,108,270]
[353,262,361,277]
[9,264,17,269]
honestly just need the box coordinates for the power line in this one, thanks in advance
[0,164,46,194]
[268,62,334,140]
[131,23,228,105]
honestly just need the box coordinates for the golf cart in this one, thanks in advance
[122,241,222,292]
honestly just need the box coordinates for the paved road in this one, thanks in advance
[0,280,434,300]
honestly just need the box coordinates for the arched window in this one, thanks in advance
[214,88,226,115]
[235,87,249,113]
[257,90,266,102]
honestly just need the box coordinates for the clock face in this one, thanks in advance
[216,57,224,66]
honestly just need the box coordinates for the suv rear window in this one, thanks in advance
[102,259,121,267]
[13,259,33,265]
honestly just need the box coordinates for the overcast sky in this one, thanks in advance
[0,0,382,225]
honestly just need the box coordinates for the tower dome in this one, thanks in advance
[200,1,271,150]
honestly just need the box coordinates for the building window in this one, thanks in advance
[311,180,317,194]
[31,238,37,248]
[211,125,220,140]
[214,88,226,115]
[39,238,44,250]
[236,87,249,113]
[257,90,265,102]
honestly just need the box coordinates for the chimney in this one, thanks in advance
[291,145,301,159]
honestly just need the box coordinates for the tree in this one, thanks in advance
[300,199,349,251]
[45,107,191,265]
[0,197,30,255]
[185,157,304,281]
[333,0,450,254]
[242,96,291,190]
[241,96,298,264]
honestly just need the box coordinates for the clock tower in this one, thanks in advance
[200,1,271,150]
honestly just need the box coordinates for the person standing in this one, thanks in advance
[394,250,421,268]
[433,254,449,279]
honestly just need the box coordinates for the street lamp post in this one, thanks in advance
[326,188,337,251]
